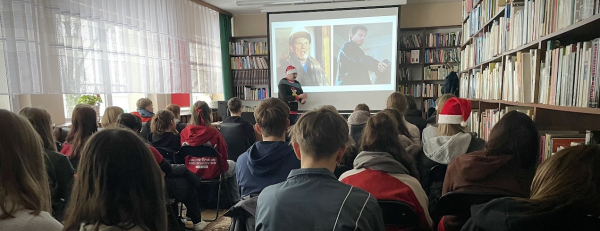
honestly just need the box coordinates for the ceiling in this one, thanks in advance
[203,0,461,15]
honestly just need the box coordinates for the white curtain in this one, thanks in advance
[0,0,222,94]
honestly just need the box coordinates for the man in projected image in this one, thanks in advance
[278,27,328,86]
[336,25,389,85]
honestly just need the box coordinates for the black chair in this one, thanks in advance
[177,145,229,222]
[220,122,250,161]
[350,124,366,147]
[428,165,447,195]
[378,200,420,230]
[154,147,177,164]
[437,191,516,217]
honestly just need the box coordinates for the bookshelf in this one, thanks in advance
[397,26,463,117]
[229,36,270,101]
[461,0,600,144]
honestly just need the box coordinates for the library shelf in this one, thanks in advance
[467,99,600,116]
[229,54,269,57]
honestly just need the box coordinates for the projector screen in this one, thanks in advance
[269,7,399,110]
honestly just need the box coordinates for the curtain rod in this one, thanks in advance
[190,0,233,15]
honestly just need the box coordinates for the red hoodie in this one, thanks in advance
[180,125,229,179]
[131,111,152,123]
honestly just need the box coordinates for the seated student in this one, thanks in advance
[0,110,63,231]
[132,97,154,123]
[340,111,432,230]
[404,95,427,134]
[148,110,181,160]
[223,97,256,150]
[166,104,188,133]
[422,94,455,142]
[100,106,124,127]
[19,107,75,220]
[347,103,370,131]
[462,145,600,231]
[62,128,167,231]
[439,111,538,231]
[61,104,98,170]
[382,108,421,179]
[181,100,240,203]
[387,92,420,144]
[256,108,384,231]
[236,98,300,197]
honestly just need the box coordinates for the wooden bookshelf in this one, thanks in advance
[229,36,270,101]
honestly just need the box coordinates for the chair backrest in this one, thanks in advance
[60,127,71,143]
[140,121,151,142]
[220,122,248,161]
[428,165,448,193]
[350,124,366,147]
[378,200,420,229]
[240,112,256,125]
[178,145,223,180]
[437,191,516,217]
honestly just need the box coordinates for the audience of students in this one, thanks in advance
[0,109,63,231]
[340,111,432,230]
[223,97,256,152]
[100,106,124,128]
[148,110,181,162]
[256,107,384,231]
[61,104,98,169]
[132,97,154,123]
[62,128,167,231]
[387,92,421,144]
[236,98,300,197]
[165,104,188,133]
[462,145,600,231]
[404,95,427,134]
[19,107,75,220]
[439,111,539,231]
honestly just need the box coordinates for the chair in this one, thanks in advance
[177,145,229,222]
[220,122,249,161]
[350,124,366,147]
[437,191,516,217]
[378,200,420,230]
[426,165,448,227]
[140,122,151,142]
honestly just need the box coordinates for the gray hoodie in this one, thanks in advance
[353,151,410,174]
[348,110,370,126]
[422,132,485,165]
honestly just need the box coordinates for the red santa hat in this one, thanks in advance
[285,65,297,76]
[438,98,471,127]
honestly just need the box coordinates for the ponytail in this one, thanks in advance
[150,110,175,135]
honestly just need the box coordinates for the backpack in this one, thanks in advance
[442,71,459,96]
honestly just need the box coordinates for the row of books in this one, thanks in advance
[232,70,269,86]
[463,0,505,40]
[234,86,269,101]
[468,106,534,141]
[398,83,443,98]
[425,31,463,47]
[424,64,458,80]
[229,40,268,56]
[399,68,413,81]
[459,72,469,99]
[424,49,459,63]
[400,50,420,64]
[503,50,539,103]
[399,34,422,49]
[231,56,269,70]
[538,39,600,108]
[540,131,585,162]
[425,99,437,110]
[465,62,503,100]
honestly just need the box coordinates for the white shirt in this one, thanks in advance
[0,205,63,231]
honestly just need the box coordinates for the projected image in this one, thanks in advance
[274,26,332,86]
[333,23,394,86]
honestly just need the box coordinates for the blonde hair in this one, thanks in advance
[435,94,456,124]
[437,124,466,136]
[165,104,181,118]
[136,98,153,110]
[19,107,57,152]
[319,105,338,113]
[150,110,175,135]
[354,104,369,112]
[101,106,124,128]
[387,92,408,112]
[0,109,51,219]
[289,108,352,159]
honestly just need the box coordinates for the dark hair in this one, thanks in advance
[19,107,57,152]
[165,104,181,118]
[191,101,211,127]
[228,97,243,113]
[289,108,352,159]
[65,104,98,161]
[486,111,539,169]
[405,95,418,110]
[354,104,370,112]
[350,25,368,37]
[254,98,289,137]
[360,112,418,177]
[63,128,167,231]
[381,108,412,140]
[150,110,175,135]
[387,92,408,112]
[117,113,142,133]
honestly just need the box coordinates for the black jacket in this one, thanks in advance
[336,41,380,85]
[278,78,303,112]
[405,109,427,134]
[149,132,181,153]
[223,116,256,149]
[44,149,74,220]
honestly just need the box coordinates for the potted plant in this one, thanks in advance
[77,94,102,121]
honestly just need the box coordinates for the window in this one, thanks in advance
[111,93,147,113]
[0,95,11,110]
[63,94,106,119]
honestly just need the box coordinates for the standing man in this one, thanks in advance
[278,27,329,86]
[278,65,306,125]
[336,25,389,85]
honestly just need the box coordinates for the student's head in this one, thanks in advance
[437,98,470,136]
[19,107,57,152]
[529,145,600,215]
[101,106,124,128]
[354,103,370,112]
[136,98,154,112]
[405,95,418,110]
[349,25,368,46]
[150,110,176,135]
[289,29,311,63]
[381,108,412,139]
[486,111,539,169]
[66,104,98,161]
[319,105,338,113]
[117,113,143,133]
[165,104,181,118]
[0,109,50,218]
[228,97,243,114]
[289,108,352,165]
[435,94,456,123]
[387,92,408,113]
[254,98,290,138]
[191,101,212,127]
[63,128,167,231]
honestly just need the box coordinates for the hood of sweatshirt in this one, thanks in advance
[423,132,473,164]
[246,141,296,177]
[452,151,514,182]
[180,125,220,147]
[353,151,409,174]
[347,110,371,125]
[149,132,180,152]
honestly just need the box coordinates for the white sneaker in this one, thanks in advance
[194,221,208,231]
